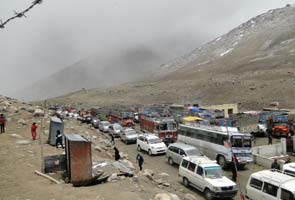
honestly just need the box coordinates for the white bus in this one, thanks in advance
[177,123,253,168]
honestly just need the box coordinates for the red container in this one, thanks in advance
[65,134,92,186]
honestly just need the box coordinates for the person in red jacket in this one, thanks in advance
[0,114,6,133]
[31,122,38,140]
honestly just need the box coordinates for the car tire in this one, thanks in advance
[183,177,189,187]
[137,145,141,151]
[125,140,128,145]
[204,188,213,200]
[168,157,174,165]
[217,155,227,169]
[148,149,152,156]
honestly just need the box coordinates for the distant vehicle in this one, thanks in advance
[272,123,290,137]
[166,143,204,165]
[136,134,167,156]
[283,162,295,177]
[108,123,123,137]
[91,118,100,128]
[139,113,177,144]
[179,156,237,200]
[245,170,295,200]
[178,123,253,168]
[98,121,111,133]
[120,128,138,144]
[81,116,92,124]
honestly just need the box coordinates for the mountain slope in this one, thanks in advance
[48,5,295,109]
[16,46,181,101]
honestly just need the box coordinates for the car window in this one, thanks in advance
[168,146,178,153]
[188,162,196,172]
[281,189,295,200]
[196,166,203,176]
[249,178,263,190]
[262,182,278,197]
[181,159,189,168]
[179,149,186,156]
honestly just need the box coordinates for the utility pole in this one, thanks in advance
[40,100,47,173]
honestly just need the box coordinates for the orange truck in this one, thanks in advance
[272,122,289,137]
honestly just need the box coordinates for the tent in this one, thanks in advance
[182,116,203,123]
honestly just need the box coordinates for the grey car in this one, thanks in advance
[166,143,203,165]
[120,128,138,144]
[108,123,123,137]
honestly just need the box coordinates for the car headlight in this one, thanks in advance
[212,186,220,192]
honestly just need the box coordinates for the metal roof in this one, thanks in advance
[65,134,89,142]
[50,116,63,123]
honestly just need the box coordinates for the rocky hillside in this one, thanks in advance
[17,46,181,101]
[48,5,295,110]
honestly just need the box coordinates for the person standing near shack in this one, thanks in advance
[114,146,121,161]
[31,122,38,140]
[55,130,64,149]
[136,153,144,171]
[0,114,6,133]
[231,155,238,182]
[267,131,273,145]
[271,159,280,170]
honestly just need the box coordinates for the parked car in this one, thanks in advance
[81,115,92,124]
[179,156,237,200]
[283,162,295,177]
[91,118,100,128]
[166,143,204,165]
[98,121,111,133]
[120,128,138,144]
[245,170,295,200]
[108,123,123,137]
[137,134,167,156]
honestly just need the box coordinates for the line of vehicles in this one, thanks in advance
[57,107,295,200]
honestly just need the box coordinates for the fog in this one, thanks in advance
[0,0,294,97]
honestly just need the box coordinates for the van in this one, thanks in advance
[246,170,295,200]
[166,143,203,165]
[283,162,295,177]
[179,156,237,200]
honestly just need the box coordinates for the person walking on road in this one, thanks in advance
[136,153,144,171]
[0,114,6,133]
[55,130,64,149]
[31,122,38,140]
[114,146,121,161]
[231,155,238,182]
[268,132,273,145]
[110,133,115,145]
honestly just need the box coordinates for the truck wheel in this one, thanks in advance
[217,155,227,169]
[137,145,141,151]
[168,157,174,165]
[148,149,152,156]
[183,177,189,187]
[204,188,213,200]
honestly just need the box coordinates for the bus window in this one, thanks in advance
[243,137,252,148]
[231,137,243,148]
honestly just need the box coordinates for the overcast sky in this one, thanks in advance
[0,0,294,96]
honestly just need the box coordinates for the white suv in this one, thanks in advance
[136,134,167,156]
[179,156,237,200]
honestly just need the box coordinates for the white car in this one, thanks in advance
[246,170,295,200]
[283,162,295,177]
[120,128,138,144]
[98,121,111,133]
[136,134,167,156]
[179,156,237,200]
[109,123,123,137]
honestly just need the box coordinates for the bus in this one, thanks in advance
[177,123,253,168]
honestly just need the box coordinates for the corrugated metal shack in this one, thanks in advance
[65,134,92,186]
[48,117,64,146]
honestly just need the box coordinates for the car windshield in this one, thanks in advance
[275,123,288,126]
[114,125,122,130]
[231,136,252,148]
[204,166,223,179]
[148,138,162,144]
[186,148,201,156]
[102,122,110,126]
[126,130,137,135]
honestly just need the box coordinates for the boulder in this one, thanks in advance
[159,172,170,178]
[94,145,103,152]
[33,109,45,117]
[9,106,18,113]
[17,119,27,125]
[143,169,154,180]
[107,173,118,182]
[184,194,198,200]
[0,106,7,112]
[10,134,22,138]
[16,140,32,145]
[154,193,180,200]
